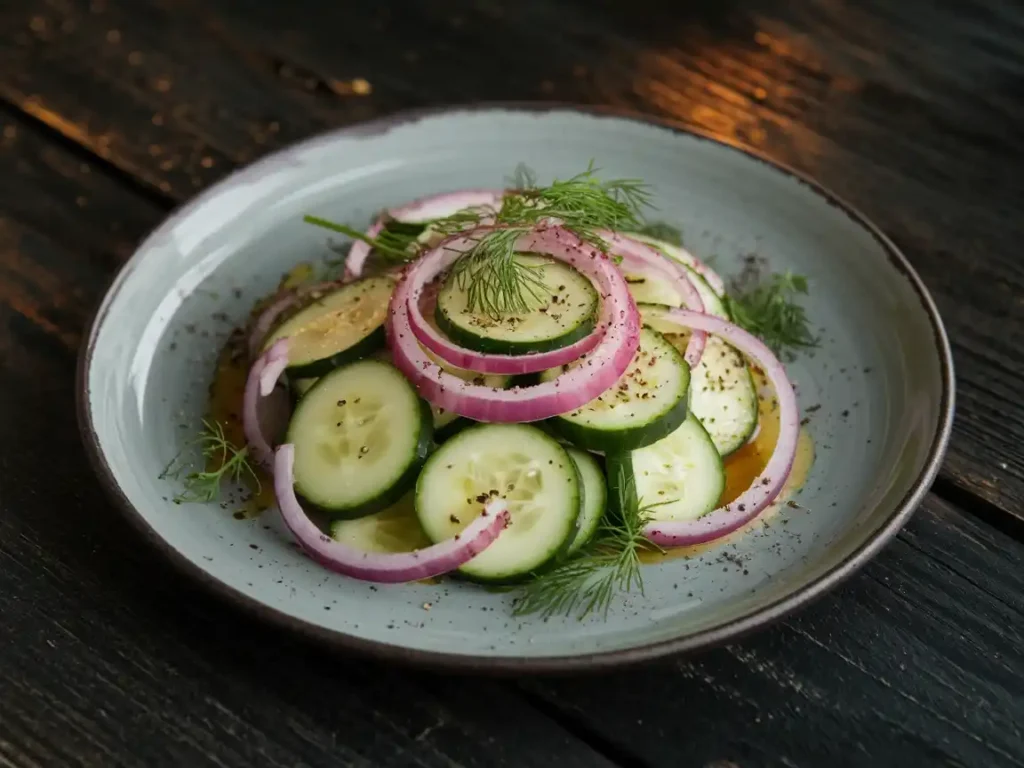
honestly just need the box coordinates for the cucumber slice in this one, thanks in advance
[626,234,725,285]
[435,254,598,355]
[624,233,729,319]
[289,350,392,401]
[624,273,682,308]
[608,413,724,522]
[287,358,432,517]
[564,447,606,556]
[263,276,394,378]
[689,269,729,319]
[627,233,703,270]
[415,423,580,583]
[290,377,319,398]
[290,346,511,439]
[640,303,759,456]
[623,264,728,319]
[330,494,433,553]
[686,337,759,456]
[539,327,691,453]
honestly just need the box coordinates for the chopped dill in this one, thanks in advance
[513,468,667,620]
[159,420,259,504]
[723,262,818,359]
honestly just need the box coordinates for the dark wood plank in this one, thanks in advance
[0,109,618,768]
[523,494,1024,768]
[0,0,1021,522]
[2,113,1023,768]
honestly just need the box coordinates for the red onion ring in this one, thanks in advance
[243,338,290,467]
[640,309,799,547]
[603,231,707,367]
[274,444,510,583]
[344,219,384,281]
[389,226,641,422]
[346,189,504,280]
[404,226,704,375]
[405,249,605,377]
[615,257,708,369]
[259,348,289,396]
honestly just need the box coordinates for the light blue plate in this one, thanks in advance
[78,106,954,671]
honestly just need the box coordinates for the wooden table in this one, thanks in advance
[1,1,1022,765]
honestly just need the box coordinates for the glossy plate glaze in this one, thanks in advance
[77,105,954,672]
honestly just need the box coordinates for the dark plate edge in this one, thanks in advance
[75,101,956,675]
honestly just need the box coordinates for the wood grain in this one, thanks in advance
[525,494,1024,767]
[0,0,1021,523]
[1,109,1022,767]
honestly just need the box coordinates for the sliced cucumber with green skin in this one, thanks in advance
[640,303,759,456]
[287,358,432,517]
[624,233,729,319]
[628,233,705,271]
[626,233,722,282]
[623,265,728,319]
[415,423,580,583]
[607,413,724,522]
[289,349,394,402]
[330,494,433,553]
[624,273,682,308]
[290,377,319,399]
[564,447,606,556]
[539,327,691,453]
[290,346,510,439]
[263,276,395,378]
[688,268,728,319]
[435,253,598,355]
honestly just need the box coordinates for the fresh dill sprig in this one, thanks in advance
[450,227,548,316]
[303,162,654,316]
[634,220,684,246]
[499,161,652,242]
[159,420,260,503]
[303,215,420,261]
[448,162,652,316]
[513,471,666,621]
[723,265,817,359]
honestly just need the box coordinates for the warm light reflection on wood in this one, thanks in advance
[625,26,847,167]
[19,98,94,147]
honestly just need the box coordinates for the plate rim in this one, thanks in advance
[75,101,956,673]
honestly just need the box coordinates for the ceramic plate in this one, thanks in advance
[78,105,954,671]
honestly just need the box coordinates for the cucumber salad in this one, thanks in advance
[182,166,816,619]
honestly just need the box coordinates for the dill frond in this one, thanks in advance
[159,420,259,504]
[724,265,817,359]
[513,469,666,620]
